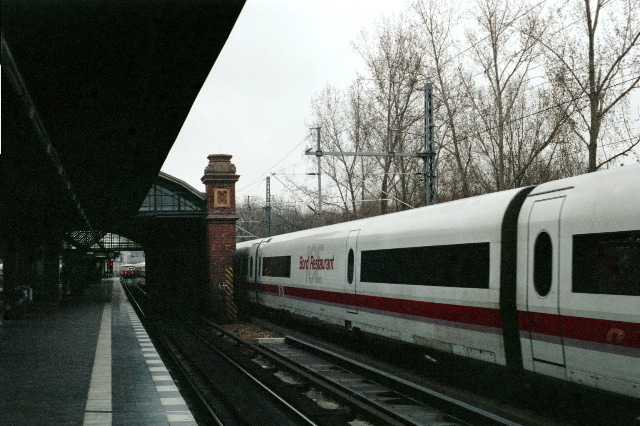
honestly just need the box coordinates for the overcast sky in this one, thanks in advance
[161,0,407,201]
[162,0,639,203]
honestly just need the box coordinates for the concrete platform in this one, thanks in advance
[0,278,196,425]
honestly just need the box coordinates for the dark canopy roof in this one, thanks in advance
[1,0,244,238]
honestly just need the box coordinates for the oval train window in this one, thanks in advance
[347,249,355,284]
[533,231,553,297]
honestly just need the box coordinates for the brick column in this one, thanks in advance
[201,154,240,316]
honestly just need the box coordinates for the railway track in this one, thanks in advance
[124,285,317,425]
[126,285,620,425]
[200,317,524,426]
[248,316,640,426]
[257,335,517,425]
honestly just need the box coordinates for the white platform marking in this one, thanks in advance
[83,303,112,425]
[161,397,187,406]
[166,411,196,422]
[156,385,179,392]
[149,366,168,372]
[121,283,197,424]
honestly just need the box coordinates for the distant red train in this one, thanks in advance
[119,262,145,283]
[235,165,639,399]
[119,264,136,280]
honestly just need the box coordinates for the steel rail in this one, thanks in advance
[189,320,318,425]
[250,317,527,425]
[200,317,410,425]
[122,285,225,425]
[159,335,225,426]
[282,336,521,426]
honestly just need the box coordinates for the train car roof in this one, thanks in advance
[240,186,528,249]
[528,163,638,197]
[527,164,639,235]
[238,165,638,250]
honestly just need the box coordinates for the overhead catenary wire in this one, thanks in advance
[329,69,640,151]
[357,0,637,142]
[287,92,638,215]
[400,73,640,143]
[269,173,315,207]
[237,134,310,194]
[273,168,419,211]
[241,1,638,212]
[299,67,638,208]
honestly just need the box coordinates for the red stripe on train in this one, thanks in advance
[519,311,640,350]
[251,282,501,328]
[249,282,640,350]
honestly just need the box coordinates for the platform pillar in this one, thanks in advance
[201,154,240,320]
[39,236,62,302]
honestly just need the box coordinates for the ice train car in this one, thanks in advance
[235,165,639,398]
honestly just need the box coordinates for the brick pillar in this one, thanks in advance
[201,154,239,317]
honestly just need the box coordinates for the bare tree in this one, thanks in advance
[304,83,379,219]
[354,13,425,213]
[464,0,547,190]
[533,0,640,171]
[453,0,581,192]
[237,194,326,239]
[298,0,638,222]
[412,0,477,199]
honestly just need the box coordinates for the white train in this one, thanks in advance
[235,165,639,399]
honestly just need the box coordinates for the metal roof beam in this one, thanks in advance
[2,34,96,234]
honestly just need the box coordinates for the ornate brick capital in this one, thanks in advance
[201,154,239,184]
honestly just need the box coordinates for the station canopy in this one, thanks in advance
[1,0,245,240]
[62,171,206,251]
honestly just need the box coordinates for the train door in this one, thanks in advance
[525,197,567,376]
[249,242,262,304]
[345,230,360,314]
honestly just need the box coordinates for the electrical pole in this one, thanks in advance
[424,83,436,205]
[265,176,271,237]
[304,84,436,209]
[309,127,323,215]
[305,128,429,206]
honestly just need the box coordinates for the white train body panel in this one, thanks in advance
[343,190,519,365]
[236,164,640,399]
[516,165,640,397]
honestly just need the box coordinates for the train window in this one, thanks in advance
[347,249,355,284]
[533,232,553,297]
[572,230,640,296]
[249,256,253,277]
[262,256,291,278]
[360,242,490,288]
